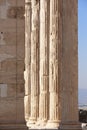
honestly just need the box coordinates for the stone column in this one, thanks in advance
[46,0,60,128]
[59,0,82,130]
[28,0,40,127]
[24,0,31,122]
[37,0,50,127]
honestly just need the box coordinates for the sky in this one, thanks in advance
[78,0,87,89]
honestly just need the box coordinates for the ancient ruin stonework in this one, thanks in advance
[0,0,27,130]
[24,0,82,130]
[0,0,82,130]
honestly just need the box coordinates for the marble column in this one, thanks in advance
[59,0,82,130]
[24,0,31,122]
[28,0,40,127]
[46,0,60,128]
[37,0,50,127]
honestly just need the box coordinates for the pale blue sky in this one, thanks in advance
[78,0,87,89]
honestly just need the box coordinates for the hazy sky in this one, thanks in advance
[78,0,87,89]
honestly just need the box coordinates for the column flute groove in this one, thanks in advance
[24,0,31,123]
[46,0,60,128]
[36,0,50,128]
[27,0,40,128]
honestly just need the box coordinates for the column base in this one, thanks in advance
[27,119,47,129]
[45,120,60,129]
[33,119,47,129]
[59,121,82,130]
[29,127,58,130]
[0,124,28,130]
[28,120,59,129]
[27,118,36,128]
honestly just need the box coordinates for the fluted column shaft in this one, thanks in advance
[39,0,49,124]
[24,0,81,129]
[29,0,40,125]
[24,0,31,122]
[47,0,59,128]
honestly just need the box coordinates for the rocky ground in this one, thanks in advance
[82,123,87,130]
[79,106,87,130]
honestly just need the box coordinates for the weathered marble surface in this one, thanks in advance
[25,0,82,130]
[0,0,82,130]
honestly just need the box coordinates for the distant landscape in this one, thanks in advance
[78,89,87,106]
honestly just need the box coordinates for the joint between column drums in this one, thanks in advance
[25,0,31,5]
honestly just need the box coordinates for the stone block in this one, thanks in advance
[0,124,28,130]
[17,0,25,6]
[0,98,16,123]
[17,60,25,74]
[0,0,17,6]
[0,46,16,58]
[17,74,24,84]
[17,28,25,45]
[0,0,6,5]
[0,19,16,28]
[0,84,7,97]
[1,59,16,74]
[0,0,25,127]
[17,19,25,28]
[7,0,17,6]
[0,73,16,84]
[7,83,16,97]
[17,83,25,97]
[16,98,25,123]
[17,45,25,60]
[7,83,25,98]
[4,32,16,45]
[7,6,25,19]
